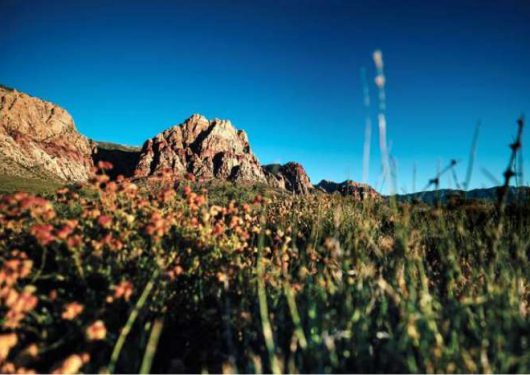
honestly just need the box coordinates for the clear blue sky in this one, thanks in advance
[1,0,529,192]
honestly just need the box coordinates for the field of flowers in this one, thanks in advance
[0,165,529,373]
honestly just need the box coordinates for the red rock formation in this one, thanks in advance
[263,162,313,194]
[0,86,93,182]
[134,114,266,183]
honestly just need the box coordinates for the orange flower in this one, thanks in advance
[0,333,17,362]
[86,320,106,341]
[56,224,74,240]
[4,289,38,328]
[183,185,192,196]
[52,353,90,374]
[61,302,84,320]
[114,281,133,301]
[212,223,225,236]
[167,265,184,280]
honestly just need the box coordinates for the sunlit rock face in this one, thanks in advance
[0,86,93,182]
[134,114,267,183]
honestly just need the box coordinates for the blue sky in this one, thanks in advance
[1,0,529,192]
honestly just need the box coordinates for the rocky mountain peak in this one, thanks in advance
[134,114,266,183]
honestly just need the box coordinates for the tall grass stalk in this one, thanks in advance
[464,121,480,190]
[108,270,159,374]
[257,233,281,374]
[361,67,372,184]
[373,50,394,195]
[139,317,165,374]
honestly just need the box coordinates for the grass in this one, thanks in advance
[0,175,62,195]
[0,169,528,373]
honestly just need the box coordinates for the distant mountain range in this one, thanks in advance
[396,186,530,204]
[1,84,527,203]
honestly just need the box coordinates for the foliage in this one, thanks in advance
[0,168,529,373]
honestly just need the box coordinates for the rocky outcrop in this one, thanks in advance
[315,180,380,200]
[263,162,313,194]
[134,114,267,183]
[0,86,93,182]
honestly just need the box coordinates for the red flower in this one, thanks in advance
[30,224,54,246]
[97,215,112,229]
[97,161,114,170]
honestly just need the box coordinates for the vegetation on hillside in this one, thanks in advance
[0,164,528,373]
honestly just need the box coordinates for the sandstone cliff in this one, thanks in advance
[0,85,93,182]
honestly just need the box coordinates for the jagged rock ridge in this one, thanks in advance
[134,114,267,183]
[0,86,93,182]
[263,162,313,194]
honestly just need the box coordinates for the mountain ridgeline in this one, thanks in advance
[0,85,378,197]
[2,85,526,203]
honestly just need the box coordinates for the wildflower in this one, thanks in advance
[0,333,17,362]
[161,189,175,202]
[56,224,74,240]
[4,288,38,328]
[61,302,84,320]
[183,185,192,196]
[86,320,107,341]
[52,353,90,374]
[97,161,113,170]
[217,272,228,283]
[114,280,133,301]
[212,223,225,236]
[30,224,54,246]
[97,215,112,229]
[167,265,184,280]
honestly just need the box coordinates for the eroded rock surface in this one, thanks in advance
[134,114,266,183]
[263,162,313,194]
[0,86,93,182]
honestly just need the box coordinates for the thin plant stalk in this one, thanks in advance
[108,270,159,374]
[361,67,372,184]
[257,233,281,374]
[284,282,308,350]
[373,50,394,195]
[139,317,165,374]
[464,121,481,190]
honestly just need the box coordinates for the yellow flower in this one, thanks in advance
[0,333,17,362]
[52,353,90,374]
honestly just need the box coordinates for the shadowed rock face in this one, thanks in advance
[315,179,380,200]
[134,114,267,183]
[263,162,313,194]
[0,86,93,182]
[92,142,142,180]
